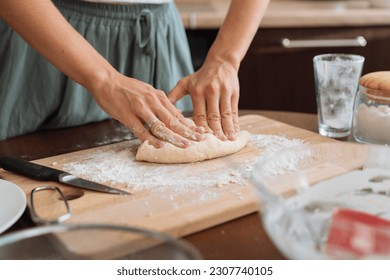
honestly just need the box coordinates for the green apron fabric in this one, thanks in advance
[0,0,193,140]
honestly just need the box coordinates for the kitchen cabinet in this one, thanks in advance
[186,26,390,113]
[186,29,218,71]
[239,26,390,113]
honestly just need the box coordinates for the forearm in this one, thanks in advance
[0,0,114,93]
[205,0,269,70]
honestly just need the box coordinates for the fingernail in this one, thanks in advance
[190,132,205,141]
[181,140,191,148]
[184,130,191,138]
[216,131,228,141]
[196,126,206,133]
[228,132,236,141]
[153,140,165,149]
[190,134,199,141]
[197,134,205,141]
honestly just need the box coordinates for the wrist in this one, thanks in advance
[204,52,241,73]
[83,65,117,95]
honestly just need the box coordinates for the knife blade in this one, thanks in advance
[0,156,130,195]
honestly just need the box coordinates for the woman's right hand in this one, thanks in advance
[90,70,204,148]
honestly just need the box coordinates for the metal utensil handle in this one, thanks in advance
[30,186,72,224]
[281,36,367,48]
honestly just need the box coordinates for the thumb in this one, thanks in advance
[167,79,188,104]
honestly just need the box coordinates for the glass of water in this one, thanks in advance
[313,54,365,138]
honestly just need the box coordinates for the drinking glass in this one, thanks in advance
[313,53,364,138]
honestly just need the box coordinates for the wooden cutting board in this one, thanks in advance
[0,114,336,239]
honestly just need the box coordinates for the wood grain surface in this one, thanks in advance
[0,115,336,243]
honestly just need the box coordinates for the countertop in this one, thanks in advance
[176,0,390,29]
[1,110,318,260]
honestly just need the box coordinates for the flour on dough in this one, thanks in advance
[136,130,251,164]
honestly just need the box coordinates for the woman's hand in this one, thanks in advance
[0,1,204,149]
[91,70,204,148]
[167,0,269,141]
[167,60,240,141]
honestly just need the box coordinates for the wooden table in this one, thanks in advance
[0,110,318,260]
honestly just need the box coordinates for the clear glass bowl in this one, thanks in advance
[251,142,390,259]
[353,85,390,145]
[0,223,201,260]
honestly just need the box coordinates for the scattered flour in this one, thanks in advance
[61,134,305,202]
[260,148,314,177]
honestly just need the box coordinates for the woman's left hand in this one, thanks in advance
[167,60,240,141]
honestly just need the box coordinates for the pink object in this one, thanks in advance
[326,208,390,258]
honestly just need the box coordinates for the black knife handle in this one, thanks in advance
[0,156,63,181]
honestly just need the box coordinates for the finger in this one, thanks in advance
[192,89,212,134]
[134,90,199,147]
[176,115,206,134]
[231,91,240,133]
[168,116,205,142]
[220,90,237,141]
[180,117,197,131]
[148,117,191,148]
[179,109,209,135]
[221,99,236,140]
[205,90,228,141]
[171,107,206,134]
[125,117,165,148]
[159,113,204,142]
[155,96,205,142]
[166,79,188,104]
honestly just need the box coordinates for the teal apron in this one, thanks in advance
[0,0,193,140]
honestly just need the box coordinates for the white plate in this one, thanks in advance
[0,179,27,234]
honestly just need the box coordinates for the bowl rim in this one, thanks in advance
[0,223,202,260]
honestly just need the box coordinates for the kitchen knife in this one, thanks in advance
[0,156,130,195]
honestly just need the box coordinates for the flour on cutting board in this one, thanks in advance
[61,134,305,204]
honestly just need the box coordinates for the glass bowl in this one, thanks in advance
[0,223,201,260]
[251,142,390,259]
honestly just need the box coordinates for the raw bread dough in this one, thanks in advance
[136,130,251,164]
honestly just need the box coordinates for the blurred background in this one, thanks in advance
[175,0,390,113]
